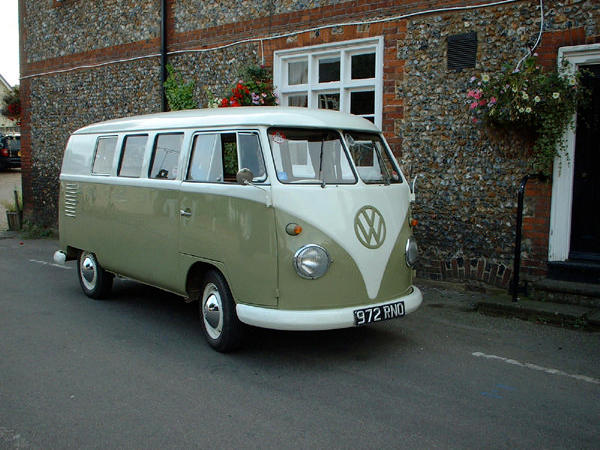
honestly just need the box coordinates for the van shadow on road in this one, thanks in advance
[99,278,416,361]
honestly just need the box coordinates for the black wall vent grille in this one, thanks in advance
[447,32,477,71]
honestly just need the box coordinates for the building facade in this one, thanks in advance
[19,0,600,286]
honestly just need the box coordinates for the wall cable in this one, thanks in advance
[21,0,528,80]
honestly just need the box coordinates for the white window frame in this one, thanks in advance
[273,37,384,129]
[549,44,600,261]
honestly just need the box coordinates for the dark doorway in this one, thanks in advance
[570,64,600,261]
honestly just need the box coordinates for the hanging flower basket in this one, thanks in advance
[467,57,586,175]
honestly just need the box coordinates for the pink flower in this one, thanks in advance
[489,96,497,104]
[478,99,487,107]
[470,102,478,110]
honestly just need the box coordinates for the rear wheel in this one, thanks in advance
[77,251,113,299]
[200,270,243,352]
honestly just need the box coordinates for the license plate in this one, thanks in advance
[354,301,405,326]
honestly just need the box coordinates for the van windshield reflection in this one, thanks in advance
[268,128,356,185]
[343,131,402,184]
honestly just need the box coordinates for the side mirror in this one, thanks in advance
[236,168,254,185]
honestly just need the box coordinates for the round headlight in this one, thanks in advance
[293,244,331,279]
[406,236,418,268]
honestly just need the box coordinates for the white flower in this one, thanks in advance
[568,76,577,86]
[518,107,525,113]
[553,92,560,99]
[534,96,541,103]
[481,74,490,82]
[512,86,518,93]
[525,107,532,113]
[522,92,529,100]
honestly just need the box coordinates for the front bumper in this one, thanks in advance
[236,285,422,331]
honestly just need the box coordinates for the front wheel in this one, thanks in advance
[77,251,113,299]
[200,270,243,352]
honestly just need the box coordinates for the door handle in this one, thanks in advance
[180,209,192,217]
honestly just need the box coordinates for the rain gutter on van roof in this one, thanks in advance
[72,107,381,136]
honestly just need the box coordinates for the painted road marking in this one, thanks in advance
[473,352,600,385]
[29,259,71,270]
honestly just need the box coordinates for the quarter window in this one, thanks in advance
[274,38,383,127]
[92,136,117,175]
[149,133,183,180]
[186,132,266,183]
[118,135,148,178]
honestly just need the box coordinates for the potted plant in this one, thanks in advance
[2,190,22,231]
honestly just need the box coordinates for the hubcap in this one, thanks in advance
[202,283,223,340]
[80,253,97,291]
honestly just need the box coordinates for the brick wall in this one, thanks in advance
[19,0,600,285]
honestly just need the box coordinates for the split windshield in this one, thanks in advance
[268,128,356,184]
[343,131,402,184]
[268,128,402,185]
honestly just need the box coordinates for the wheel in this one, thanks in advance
[200,270,243,352]
[77,251,113,299]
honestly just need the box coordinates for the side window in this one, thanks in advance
[149,133,183,180]
[186,132,266,183]
[222,133,238,182]
[118,135,147,178]
[92,136,118,175]
[238,133,266,180]
[187,133,223,182]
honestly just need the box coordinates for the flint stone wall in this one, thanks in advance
[23,0,160,63]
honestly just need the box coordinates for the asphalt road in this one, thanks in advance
[1,238,599,449]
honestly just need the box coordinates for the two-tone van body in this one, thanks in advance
[55,107,422,351]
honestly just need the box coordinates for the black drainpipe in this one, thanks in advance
[160,0,168,112]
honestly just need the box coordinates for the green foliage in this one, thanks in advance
[163,64,197,111]
[468,57,586,175]
[21,221,56,239]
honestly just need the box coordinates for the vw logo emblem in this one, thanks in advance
[354,206,386,249]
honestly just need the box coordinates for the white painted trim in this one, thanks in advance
[549,44,600,261]
[273,37,384,129]
[236,286,422,330]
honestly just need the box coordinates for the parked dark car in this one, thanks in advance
[0,134,21,170]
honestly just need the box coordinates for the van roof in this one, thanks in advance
[73,107,380,135]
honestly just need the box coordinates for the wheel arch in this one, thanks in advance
[185,261,234,303]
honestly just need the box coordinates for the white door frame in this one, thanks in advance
[548,44,600,261]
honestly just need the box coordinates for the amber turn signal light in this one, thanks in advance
[286,223,303,236]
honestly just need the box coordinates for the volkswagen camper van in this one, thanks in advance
[54,107,422,351]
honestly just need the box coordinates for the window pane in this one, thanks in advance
[222,134,238,182]
[288,60,308,85]
[318,93,340,110]
[92,136,117,175]
[319,57,340,82]
[268,127,355,184]
[350,91,375,116]
[187,134,222,182]
[238,133,266,181]
[351,53,375,79]
[150,133,183,180]
[344,131,401,184]
[288,95,308,107]
[118,135,147,177]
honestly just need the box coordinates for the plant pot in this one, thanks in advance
[6,211,21,231]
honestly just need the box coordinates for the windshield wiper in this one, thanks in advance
[318,139,326,188]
